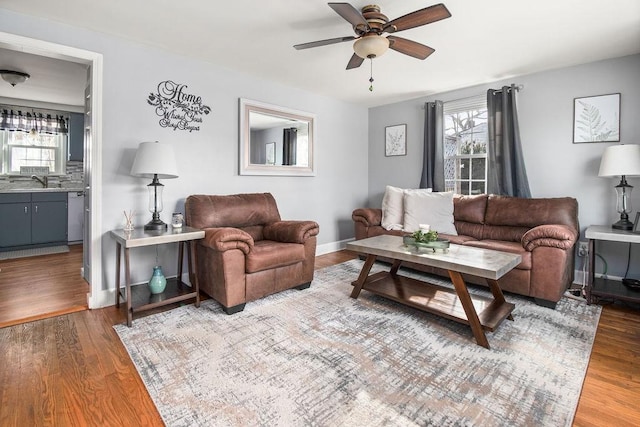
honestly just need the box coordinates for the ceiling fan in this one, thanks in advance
[294,3,451,89]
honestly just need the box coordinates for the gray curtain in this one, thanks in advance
[282,128,297,166]
[486,85,531,197]
[419,100,444,191]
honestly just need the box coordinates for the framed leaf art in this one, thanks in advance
[573,93,620,143]
[385,124,407,156]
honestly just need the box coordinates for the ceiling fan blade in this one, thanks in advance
[346,53,364,70]
[329,2,369,31]
[294,35,356,50]
[384,3,451,33]
[387,36,435,60]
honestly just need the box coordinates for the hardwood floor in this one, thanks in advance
[0,249,639,426]
[0,244,88,328]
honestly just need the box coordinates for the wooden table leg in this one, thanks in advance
[115,242,121,307]
[177,241,184,286]
[389,259,402,275]
[586,239,595,304]
[124,247,132,327]
[388,259,406,298]
[449,270,490,349]
[486,278,514,321]
[350,255,377,299]
[189,241,200,307]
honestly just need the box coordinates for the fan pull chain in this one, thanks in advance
[369,58,374,92]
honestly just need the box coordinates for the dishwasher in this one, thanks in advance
[67,191,84,243]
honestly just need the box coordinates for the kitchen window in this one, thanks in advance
[443,95,488,195]
[0,108,68,175]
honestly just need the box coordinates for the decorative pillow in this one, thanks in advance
[403,191,458,235]
[381,186,432,230]
[381,185,405,230]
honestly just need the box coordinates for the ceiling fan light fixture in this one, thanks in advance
[0,70,30,87]
[353,35,389,59]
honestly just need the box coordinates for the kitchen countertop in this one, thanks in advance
[0,187,84,194]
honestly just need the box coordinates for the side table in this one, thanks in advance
[585,225,640,304]
[110,226,205,326]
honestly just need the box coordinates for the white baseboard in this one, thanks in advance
[316,238,354,255]
[88,288,117,308]
[573,269,624,286]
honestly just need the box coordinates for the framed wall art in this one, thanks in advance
[385,124,407,156]
[573,93,620,143]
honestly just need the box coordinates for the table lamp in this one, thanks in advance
[131,141,179,230]
[598,144,640,230]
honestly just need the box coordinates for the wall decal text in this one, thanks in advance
[147,80,211,132]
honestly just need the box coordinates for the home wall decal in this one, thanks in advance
[147,80,211,132]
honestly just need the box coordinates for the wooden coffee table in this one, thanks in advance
[346,235,522,349]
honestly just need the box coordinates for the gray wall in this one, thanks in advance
[1,9,369,294]
[369,54,640,279]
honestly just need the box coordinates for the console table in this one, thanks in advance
[585,225,640,304]
[110,226,205,326]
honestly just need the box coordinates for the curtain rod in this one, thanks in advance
[0,103,70,117]
[491,84,524,94]
[421,84,525,108]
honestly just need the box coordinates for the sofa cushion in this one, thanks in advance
[186,193,281,230]
[381,185,405,230]
[403,191,457,235]
[453,194,488,224]
[485,195,579,229]
[246,240,305,273]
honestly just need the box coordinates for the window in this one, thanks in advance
[0,130,67,175]
[443,95,488,195]
[0,108,68,175]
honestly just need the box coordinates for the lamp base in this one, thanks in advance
[144,218,168,231]
[612,219,634,231]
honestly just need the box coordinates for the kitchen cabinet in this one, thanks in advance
[68,112,84,161]
[0,193,31,247]
[0,192,68,250]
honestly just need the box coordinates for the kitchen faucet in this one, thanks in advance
[31,175,48,188]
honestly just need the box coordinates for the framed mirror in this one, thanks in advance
[239,98,316,176]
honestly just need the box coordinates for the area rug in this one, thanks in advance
[114,260,601,427]
[0,245,69,260]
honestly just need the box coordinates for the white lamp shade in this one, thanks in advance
[353,35,389,59]
[598,144,640,177]
[130,141,179,179]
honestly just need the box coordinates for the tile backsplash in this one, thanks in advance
[0,160,84,190]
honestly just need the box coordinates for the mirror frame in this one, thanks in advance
[239,98,316,176]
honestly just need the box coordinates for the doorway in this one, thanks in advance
[0,31,103,318]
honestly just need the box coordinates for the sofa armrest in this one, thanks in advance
[200,227,254,254]
[263,220,319,244]
[521,224,578,251]
[352,208,383,227]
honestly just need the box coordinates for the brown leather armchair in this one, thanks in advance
[185,193,319,314]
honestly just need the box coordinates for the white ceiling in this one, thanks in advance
[1,0,639,108]
[0,49,86,107]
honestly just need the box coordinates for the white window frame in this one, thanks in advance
[0,128,68,176]
[443,95,488,195]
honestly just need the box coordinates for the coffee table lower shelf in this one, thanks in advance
[356,271,515,338]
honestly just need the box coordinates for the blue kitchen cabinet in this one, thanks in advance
[0,193,31,247]
[68,112,84,161]
[0,192,68,250]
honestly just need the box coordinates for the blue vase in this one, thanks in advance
[149,266,167,294]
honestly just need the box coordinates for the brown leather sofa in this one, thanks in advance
[185,193,319,314]
[352,194,579,308]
